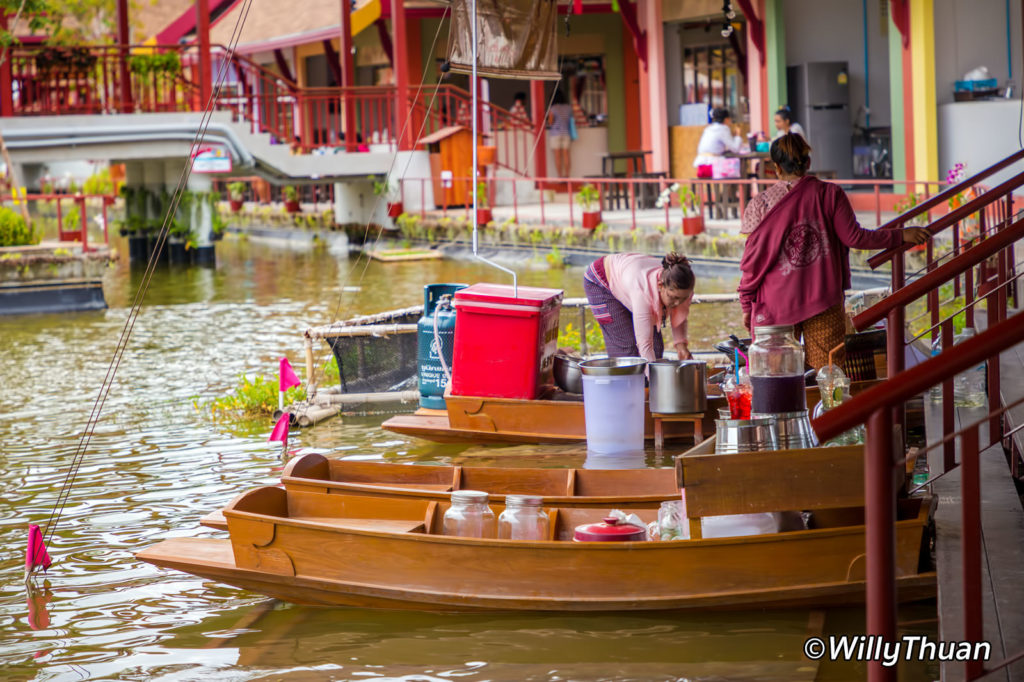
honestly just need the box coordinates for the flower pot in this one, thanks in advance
[230,199,244,212]
[582,211,602,230]
[476,207,493,226]
[284,200,300,213]
[387,201,404,218]
[682,216,705,236]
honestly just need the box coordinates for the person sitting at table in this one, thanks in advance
[737,133,930,369]
[583,252,695,362]
[509,91,529,123]
[693,107,743,178]
[772,105,806,140]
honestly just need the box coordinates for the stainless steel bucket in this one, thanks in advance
[714,417,779,453]
[752,411,819,450]
[648,360,707,414]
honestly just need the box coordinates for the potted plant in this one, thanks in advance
[227,182,247,212]
[678,185,705,236]
[371,176,402,218]
[474,181,492,226]
[576,183,601,229]
[283,185,300,213]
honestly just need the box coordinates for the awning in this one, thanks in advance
[446,0,560,80]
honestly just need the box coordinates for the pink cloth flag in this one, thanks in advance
[25,524,51,578]
[269,413,290,443]
[279,357,301,393]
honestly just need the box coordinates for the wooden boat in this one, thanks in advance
[381,382,880,445]
[139,445,936,612]
[200,454,680,530]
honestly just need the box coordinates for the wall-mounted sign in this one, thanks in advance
[440,170,453,188]
[192,144,232,173]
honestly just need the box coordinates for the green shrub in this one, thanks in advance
[0,207,37,247]
[83,168,113,195]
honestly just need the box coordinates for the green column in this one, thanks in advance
[764,0,787,114]
[887,14,907,190]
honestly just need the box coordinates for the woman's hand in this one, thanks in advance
[742,311,751,333]
[902,227,930,245]
[674,342,693,361]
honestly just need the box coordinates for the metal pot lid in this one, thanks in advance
[753,324,796,335]
[451,490,489,504]
[573,516,647,542]
[578,357,647,376]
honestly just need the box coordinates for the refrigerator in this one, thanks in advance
[787,62,853,180]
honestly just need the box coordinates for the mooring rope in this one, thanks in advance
[40,0,257,552]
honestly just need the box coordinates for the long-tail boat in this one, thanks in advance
[199,453,681,530]
[139,444,936,612]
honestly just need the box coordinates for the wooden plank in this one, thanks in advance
[676,446,865,517]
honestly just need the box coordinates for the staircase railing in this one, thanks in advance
[812,151,1024,681]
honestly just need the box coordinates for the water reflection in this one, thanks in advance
[0,237,934,680]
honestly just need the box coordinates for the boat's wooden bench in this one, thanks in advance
[676,443,866,539]
[651,411,706,449]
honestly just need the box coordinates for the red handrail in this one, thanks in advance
[868,149,1024,267]
[812,308,1024,441]
[852,213,1024,329]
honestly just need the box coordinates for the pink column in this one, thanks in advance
[641,0,668,172]
[196,0,212,107]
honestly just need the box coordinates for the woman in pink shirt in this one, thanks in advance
[583,252,695,361]
[738,134,929,368]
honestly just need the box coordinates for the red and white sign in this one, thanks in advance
[192,144,232,173]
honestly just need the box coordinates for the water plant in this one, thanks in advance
[208,374,306,417]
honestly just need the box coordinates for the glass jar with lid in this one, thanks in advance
[748,325,806,414]
[442,490,496,538]
[497,495,549,541]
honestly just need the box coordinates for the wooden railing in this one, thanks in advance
[813,150,1024,682]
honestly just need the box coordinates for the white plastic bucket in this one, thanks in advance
[582,373,645,454]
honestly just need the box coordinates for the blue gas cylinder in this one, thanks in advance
[417,283,467,409]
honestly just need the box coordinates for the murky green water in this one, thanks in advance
[0,236,937,680]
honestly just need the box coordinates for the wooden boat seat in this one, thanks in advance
[296,517,427,534]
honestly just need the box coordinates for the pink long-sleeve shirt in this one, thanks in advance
[738,176,903,326]
[604,253,691,361]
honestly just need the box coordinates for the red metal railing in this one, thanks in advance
[7,193,115,251]
[813,151,1024,681]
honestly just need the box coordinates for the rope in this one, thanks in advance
[310,9,451,391]
[40,0,256,550]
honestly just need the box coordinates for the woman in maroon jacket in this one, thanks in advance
[738,134,930,369]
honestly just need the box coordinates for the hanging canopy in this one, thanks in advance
[447,0,561,80]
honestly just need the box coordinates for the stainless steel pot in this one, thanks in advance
[578,357,647,376]
[751,411,819,450]
[714,417,779,454]
[553,354,583,394]
[648,360,707,414]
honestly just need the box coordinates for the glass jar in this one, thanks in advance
[656,500,686,541]
[443,490,496,538]
[497,495,549,540]
[748,325,806,414]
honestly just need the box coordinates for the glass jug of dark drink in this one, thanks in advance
[748,325,806,414]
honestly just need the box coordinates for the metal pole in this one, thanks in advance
[865,406,897,682]
[469,0,516,296]
[117,0,132,113]
[960,425,984,681]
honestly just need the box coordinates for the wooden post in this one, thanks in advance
[865,406,897,682]
[529,80,547,178]
[196,0,212,107]
[339,0,356,152]
[0,11,13,117]
[117,0,132,113]
[391,0,410,150]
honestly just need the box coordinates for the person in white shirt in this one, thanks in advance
[772,106,807,140]
[693,107,743,177]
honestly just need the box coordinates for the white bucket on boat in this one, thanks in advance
[580,358,646,455]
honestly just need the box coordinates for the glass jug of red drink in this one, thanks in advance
[748,325,806,414]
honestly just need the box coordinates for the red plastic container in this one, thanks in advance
[451,283,564,399]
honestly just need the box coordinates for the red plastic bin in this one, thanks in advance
[451,283,564,399]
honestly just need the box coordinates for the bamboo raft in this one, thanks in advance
[139,444,936,612]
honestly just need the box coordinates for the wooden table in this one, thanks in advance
[652,411,707,450]
[599,151,666,210]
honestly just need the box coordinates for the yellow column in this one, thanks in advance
[909,0,938,190]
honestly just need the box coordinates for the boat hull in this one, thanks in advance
[138,537,935,612]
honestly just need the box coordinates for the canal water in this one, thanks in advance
[0,237,937,680]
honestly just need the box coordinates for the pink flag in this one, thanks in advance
[279,357,301,393]
[25,524,51,578]
[269,413,290,443]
